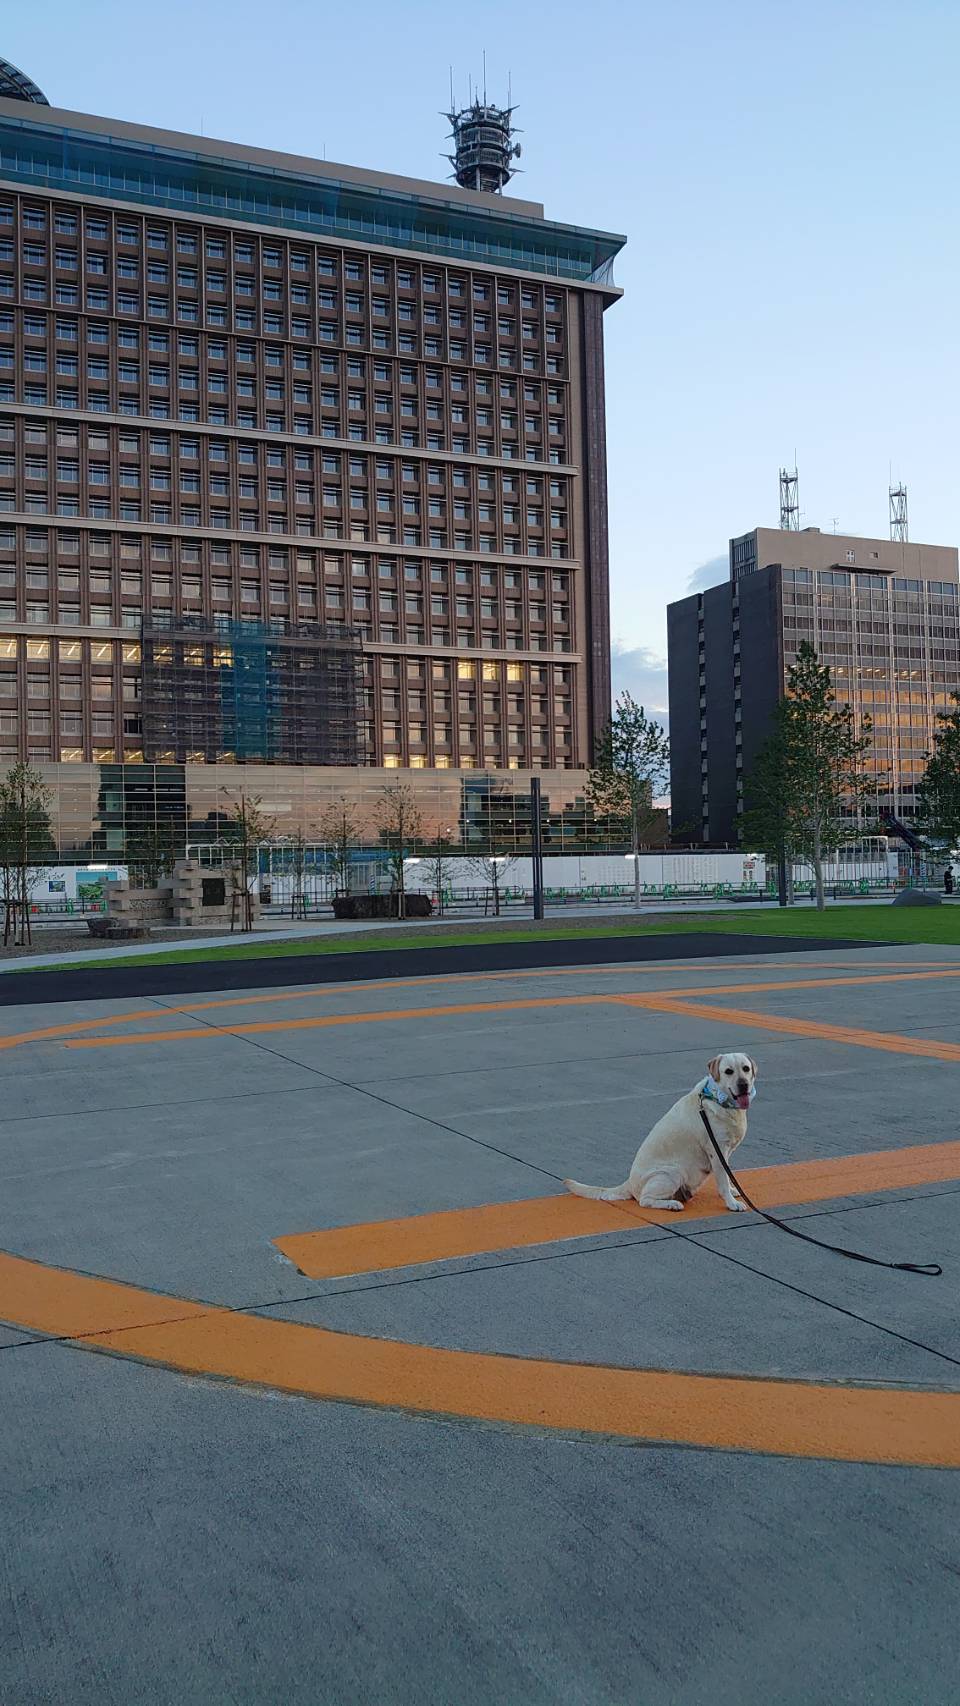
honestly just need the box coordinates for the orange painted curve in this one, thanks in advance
[275,1138,960,1279]
[0,1248,958,1467]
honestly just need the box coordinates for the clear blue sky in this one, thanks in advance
[6,0,960,718]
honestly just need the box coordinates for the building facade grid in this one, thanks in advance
[0,102,624,808]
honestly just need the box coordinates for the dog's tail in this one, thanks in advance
[563,1178,633,1202]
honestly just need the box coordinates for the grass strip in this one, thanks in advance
[9,902,960,973]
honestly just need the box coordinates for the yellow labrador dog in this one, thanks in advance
[564,1052,757,1213]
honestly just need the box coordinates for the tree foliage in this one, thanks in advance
[917,692,960,856]
[319,794,361,895]
[587,692,670,854]
[466,850,519,917]
[126,820,182,889]
[376,781,423,919]
[740,642,874,909]
[220,790,275,931]
[421,830,457,917]
[0,761,55,947]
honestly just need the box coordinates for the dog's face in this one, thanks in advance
[707,1052,757,1110]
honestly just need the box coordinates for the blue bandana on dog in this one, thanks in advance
[699,1075,757,1111]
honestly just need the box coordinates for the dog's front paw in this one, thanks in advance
[726,1197,748,1212]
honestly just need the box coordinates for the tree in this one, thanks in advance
[375,781,423,920]
[284,829,310,920]
[741,642,874,911]
[466,851,519,917]
[917,692,960,862]
[318,795,360,896]
[0,761,55,948]
[738,723,797,906]
[588,692,670,907]
[220,789,275,932]
[420,830,457,918]
[126,820,181,889]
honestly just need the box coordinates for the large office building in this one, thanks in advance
[668,524,960,846]
[0,62,625,857]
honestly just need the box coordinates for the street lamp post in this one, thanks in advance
[625,853,641,909]
[490,854,506,917]
[530,775,545,921]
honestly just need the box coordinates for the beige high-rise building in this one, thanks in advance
[668,524,960,845]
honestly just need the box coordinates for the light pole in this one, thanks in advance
[530,774,544,921]
[625,852,641,909]
[490,854,505,916]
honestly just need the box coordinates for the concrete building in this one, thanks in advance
[668,524,960,846]
[0,64,625,858]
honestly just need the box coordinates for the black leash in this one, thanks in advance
[698,1106,942,1277]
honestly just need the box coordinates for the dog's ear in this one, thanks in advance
[707,1056,723,1082]
[748,1057,759,1079]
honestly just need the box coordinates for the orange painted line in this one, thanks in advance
[5,962,959,1058]
[2,959,859,1055]
[629,996,960,1063]
[0,1247,956,1467]
[61,994,615,1049]
[275,1139,960,1279]
[627,968,960,1000]
[53,966,960,1052]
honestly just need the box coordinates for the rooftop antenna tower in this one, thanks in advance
[779,462,800,531]
[889,481,908,543]
[444,67,521,195]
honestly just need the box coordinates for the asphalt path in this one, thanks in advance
[0,928,875,1004]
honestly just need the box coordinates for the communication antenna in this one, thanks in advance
[889,482,908,543]
[443,69,522,194]
[779,463,800,531]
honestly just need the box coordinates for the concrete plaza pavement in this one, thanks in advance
[3,942,960,1702]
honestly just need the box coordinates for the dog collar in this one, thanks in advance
[699,1076,756,1111]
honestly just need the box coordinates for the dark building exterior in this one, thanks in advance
[0,78,625,856]
[668,525,960,846]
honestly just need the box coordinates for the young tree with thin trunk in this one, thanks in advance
[221,789,275,932]
[742,642,874,911]
[421,830,456,918]
[0,761,54,948]
[917,692,960,861]
[376,780,423,920]
[126,820,182,889]
[319,795,360,897]
[286,829,310,920]
[466,851,519,917]
[587,692,670,908]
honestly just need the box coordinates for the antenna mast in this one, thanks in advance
[443,71,522,194]
[779,464,800,531]
[889,482,908,543]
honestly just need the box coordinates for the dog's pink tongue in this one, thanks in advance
[734,1093,751,1109]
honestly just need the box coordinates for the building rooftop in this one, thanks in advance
[732,524,958,585]
[0,57,48,106]
[0,94,626,286]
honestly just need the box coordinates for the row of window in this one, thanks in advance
[0,387,569,461]
[0,294,564,371]
[1,205,566,308]
[1,317,566,404]
[3,252,562,329]
[0,420,567,489]
[0,289,567,371]
[0,625,578,768]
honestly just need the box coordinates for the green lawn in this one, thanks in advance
[14,902,960,972]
